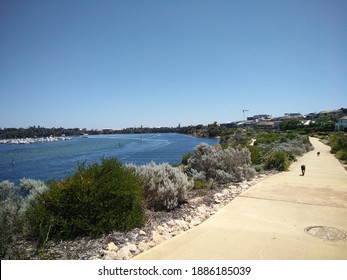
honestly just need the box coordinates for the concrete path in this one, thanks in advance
[133,137,347,260]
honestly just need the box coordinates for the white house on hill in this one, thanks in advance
[335,116,347,131]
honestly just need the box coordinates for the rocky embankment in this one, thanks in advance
[16,172,275,260]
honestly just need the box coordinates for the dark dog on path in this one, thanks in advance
[301,165,306,176]
[317,151,320,157]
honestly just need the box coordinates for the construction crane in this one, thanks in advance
[243,109,249,122]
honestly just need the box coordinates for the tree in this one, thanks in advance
[279,118,302,131]
[315,116,335,131]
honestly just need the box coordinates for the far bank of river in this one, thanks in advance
[0,133,219,183]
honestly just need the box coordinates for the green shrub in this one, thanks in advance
[247,145,266,165]
[336,150,347,162]
[181,152,193,165]
[26,158,146,242]
[193,180,209,190]
[255,132,280,144]
[330,133,347,154]
[263,151,290,171]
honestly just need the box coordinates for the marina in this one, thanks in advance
[0,136,71,145]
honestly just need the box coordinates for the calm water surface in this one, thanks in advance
[0,133,218,183]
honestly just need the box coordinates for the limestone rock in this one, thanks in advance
[184,215,192,223]
[107,242,119,252]
[222,189,229,196]
[156,225,165,233]
[104,251,118,260]
[116,245,136,260]
[197,206,207,216]
[214,193,223,199]
[174,219,189,231]
[190,217,202,226]
[138,242,151,252]
[152,234,166,245]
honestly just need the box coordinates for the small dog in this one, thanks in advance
[317,152,320,157]
[301,165,306,176]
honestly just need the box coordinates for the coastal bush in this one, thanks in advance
[135,162,193,211]
[255,132,280,145]
[330,133,347,154]
[0,179,47,258]
[336,150,347,163]
[272,135,312,156]
[0,181,21,257]
[247,145,266,165]
[254,133,313,171]
[329,133,347,163]
[279,118,302,131]
[187,143,255,186]
[181,152,193,165]
[193,180,209,190]
[263,150,290,171]
[25,158,146,242]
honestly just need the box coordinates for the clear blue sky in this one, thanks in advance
[1,0,346,129]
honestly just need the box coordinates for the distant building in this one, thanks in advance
[254,114,271,120]
[306,112,319,119]
[319,109,342,118]
[220,122,238,128]
[284,113,304,118]
[247,114,271,121]
[335,116,347,131]
[257,120,275,129]
[302,120,315,126]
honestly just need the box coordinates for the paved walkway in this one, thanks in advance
[133,137,347,259]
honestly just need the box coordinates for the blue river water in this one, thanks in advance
[0,133,218,183]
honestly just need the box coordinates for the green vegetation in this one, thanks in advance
[279,116,336,133]
[247,145,264,165]
[329,133,347,163]
[26,158,146,242]
[263,150,290,171]
[134,163,193,211]
[181,152,193,165]
[254,133,312,171]
[217,127,312,172]
[255,132,280,144]
[185,143,256,187]
[0,179,47,258]
[280,118,303,131]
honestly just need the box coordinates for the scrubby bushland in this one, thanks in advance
[134,162,193,211]
[255,132,280,145]
[25,158,146,243]
[187,143,256,187]
[329,133,347,163]
[181,152,193,165]
[0,179,47,258]
[263,150,290,171]
[255,133,313,171]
